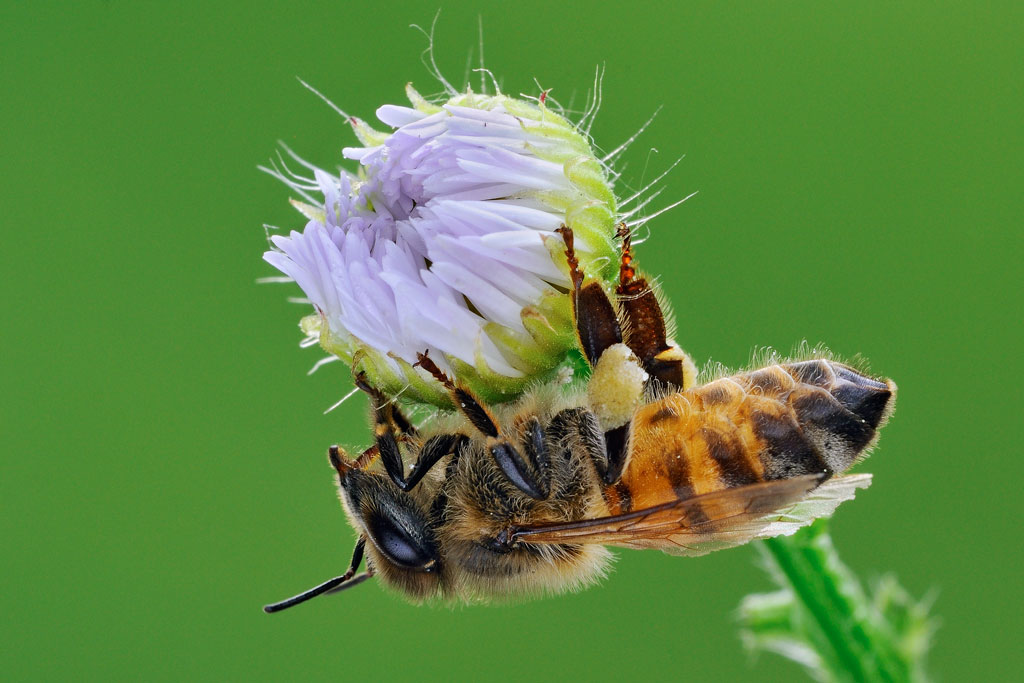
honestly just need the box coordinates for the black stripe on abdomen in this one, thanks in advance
[700,427,761,487]
[751,410,831,480]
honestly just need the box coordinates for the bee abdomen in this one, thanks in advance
[827,364,896,429]
[621,359,895,511]
[780,360,896,473]
[783,360,895,428]
[749,408,832,480]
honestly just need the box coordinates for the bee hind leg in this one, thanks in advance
[555,226,623,368]
[614,223,690,390]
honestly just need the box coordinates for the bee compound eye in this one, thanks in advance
[365,505,440,572]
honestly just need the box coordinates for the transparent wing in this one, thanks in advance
[511,474,872,557]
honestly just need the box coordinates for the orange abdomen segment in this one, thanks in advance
[606,359,895,514]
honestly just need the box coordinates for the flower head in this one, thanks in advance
[265,83,625,406]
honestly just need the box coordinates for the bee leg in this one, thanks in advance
[382,433,467,493]
[415,351,550,500]
[328,444,379,479]
[414,351,501,436]
[351,358,456,492]
[613,223,690,390]
[351,375,413,492]
[373,428,410,492]
[550,407,630,486]
[483,419,550,498]
[601,424,630,485]
[555,226,623,368]
[488,416,551,500]
[352,364,417,436]
[428,436,472,520]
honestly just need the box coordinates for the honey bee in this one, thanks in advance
[264,227,895,611]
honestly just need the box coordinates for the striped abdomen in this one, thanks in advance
[605,359,896,514]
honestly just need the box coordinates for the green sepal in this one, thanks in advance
[289,198,326,223]
[300,313,324,339]
[451,357,530,404]
[564,155,616,207]
[563,201,619,281]
[521,123,592,158]
[405,83,444,114]
[350,118,389,147]
[563,348,593,383]
[523,294,576,351]
[390,356,449,406]
[484,323,550,375]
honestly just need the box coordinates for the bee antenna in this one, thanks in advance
[263,538,371,613]
[263,572,373,613]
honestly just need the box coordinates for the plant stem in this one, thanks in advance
[764,534,871,681]
[742,520,933,682]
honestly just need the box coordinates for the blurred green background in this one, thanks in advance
[3,1,1020,680]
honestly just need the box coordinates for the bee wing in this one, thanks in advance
[511,474,872,557]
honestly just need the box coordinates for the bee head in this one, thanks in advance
[335,459,444,601]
